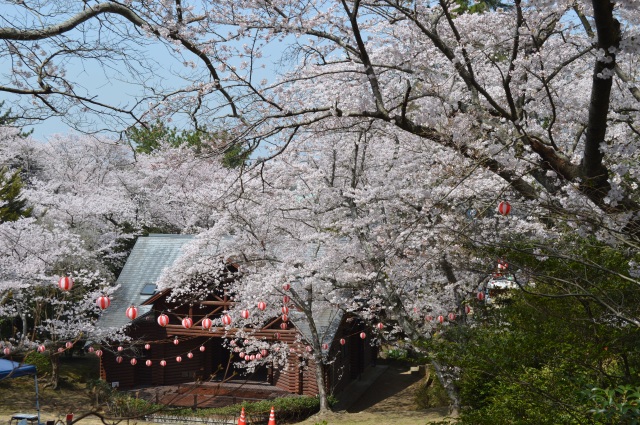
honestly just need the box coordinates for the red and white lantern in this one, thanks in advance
[96,295,111,310]
[283,295,290,304]
[498,201,511,216]
[256,353,262,360]
[497,259,508,270]
[282,283,291,291]
[181,317,193,329]
[437,315,445,324]
[477,291,485,301]
[146,360,152,367]
[3,347,11,355]
[173,337,179,345]
[38,345,46,353]
[116,356,123,364]
[274,333,281,340]
[281,306,289,315]
[241,310,250,320]
[281,314,288,322]
[425,315,433,322]
[250,354,256,361]
[95,349,103,357]
[448,313,456,321]
[239,352,245,359]
[57,347,64,353]
[199,346,206,352]
[376,322,384,330]
[260,349,268,357]
[176,356,182,363]
[65,341,73,349]
[187,352,193,359]
[126,305,138,320]
[88,346,94,353]
[157,314,169,327]
[465,305,471,314]
[280,322,288,330]
[201,317,213,330]
[339,338,346,345]
[221,315,232,326]
[130,358,137,366]
[322,343,329,351]
[58,276,73,291]
[144,343,151,350]
[117,346,123,352]
[257,301,267,311]
[360,332,366,339]
[160,360,167,367]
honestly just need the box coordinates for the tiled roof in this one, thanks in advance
[95,234,194,331]
[290,305,344,347]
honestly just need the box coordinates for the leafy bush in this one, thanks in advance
[23,351,52,375]
[414,368,449,409]
[585,385,640,424]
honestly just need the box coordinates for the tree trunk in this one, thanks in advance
[431,359,461,416]
[313,354,330,412]
[49,354,60,390]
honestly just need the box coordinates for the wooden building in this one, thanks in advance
[95,234,376,397]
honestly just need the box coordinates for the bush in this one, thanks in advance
[23,351,52,375]
[414,368,449,409]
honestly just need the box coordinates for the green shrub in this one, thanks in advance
[585,385,640,424]
[23,351,52,375]
[414,368,449,409]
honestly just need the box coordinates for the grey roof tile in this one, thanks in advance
[96,234,194,331]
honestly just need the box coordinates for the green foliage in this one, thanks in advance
[415,368,450,409]
[0,167,32,223]
[23,351,52,375]
[424,236,640,424]
[106,393,161,417]
[586,385,640,425]
[454,0,511,14]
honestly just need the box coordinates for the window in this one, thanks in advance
[140,284,156,295]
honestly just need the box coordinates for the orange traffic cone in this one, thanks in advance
[268,406,276,425]
[238,407,246,425]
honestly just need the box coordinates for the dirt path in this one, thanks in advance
[293,363,453,425]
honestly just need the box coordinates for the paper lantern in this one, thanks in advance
[199,345,206,352]
[280,322,288,330]
[87,346,94,353]
[256,353,262,360]
[160,360,167,367]
[322,343,329,351]
[96,295,111,310]
[130,358,137,366]
[339,338,346,345]
[144,343,151,350]
[448,313,456,321]
[221,315,232,326]
[498,201,511,216]
[477,291,485,301]
[359,332,366,339]
[187,352,193,359]
[281,314,288,322]
[146,360,152,367]
[58,276,73,291]
[425,315,433,322]
[274,332,281,340]
[37,345,46,353]
[281,306,289,314]
[57,347,64,353]
[241,310,250,319]
[126,305,138,320]
[176,356,182,363]
[65,341,73,349]
[239,352,245,359]
[249,354,256,361]
[260,349,268,357]
[376,322,384,330]
[282,283,291,291]
[181,317,193,329]
[283,295,290,304]
[173,337,179,345]
[157,314,169,327]
[198,317,211,330]
[3,347,10,355]
[116,356,123,364]
[437,315,444,324]
[95,349,103,357]
[497,259,508,270]
[117,346,123,352]
[257,301,267,311]
[465,305,471,314]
